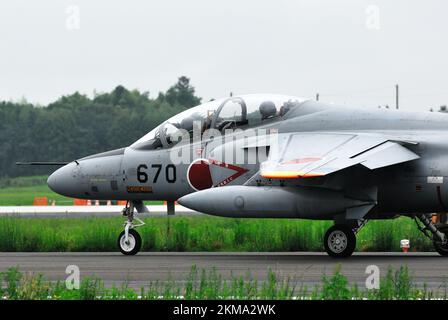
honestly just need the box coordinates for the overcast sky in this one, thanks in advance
[0,0,447,111]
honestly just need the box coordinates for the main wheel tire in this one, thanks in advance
[433,225,448,257]
[118,229,142,255]
[324,224,356,258]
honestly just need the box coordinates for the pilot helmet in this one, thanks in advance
[259,101,277,120]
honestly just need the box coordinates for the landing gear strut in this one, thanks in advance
[414,214,448,256]
[118,201,145,255]
[324,220,366,258]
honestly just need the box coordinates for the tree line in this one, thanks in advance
[0,76,201,178]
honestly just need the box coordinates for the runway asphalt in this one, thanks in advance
[1,252,448,291]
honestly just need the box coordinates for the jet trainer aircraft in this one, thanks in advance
[40,94,448,257]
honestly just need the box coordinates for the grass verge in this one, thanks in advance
[0,176,71,206]
[0,265,443,300]
[0,216,433,252]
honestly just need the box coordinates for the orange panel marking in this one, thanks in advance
[33,197,48,206]
[261,171,324,179]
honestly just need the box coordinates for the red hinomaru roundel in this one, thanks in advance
[187,159,249,191]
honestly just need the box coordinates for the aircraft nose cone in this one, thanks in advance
[47,163,78,197]
[47,169,62,194]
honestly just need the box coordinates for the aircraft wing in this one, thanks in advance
[260,132,420,179]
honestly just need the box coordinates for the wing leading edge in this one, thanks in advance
[260,133,420,179]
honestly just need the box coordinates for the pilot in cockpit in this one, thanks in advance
[259,101,277,121]
[179,112,213,135]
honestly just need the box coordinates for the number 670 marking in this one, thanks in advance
[137,164,176,183]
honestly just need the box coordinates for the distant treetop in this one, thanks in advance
[0,76,203,178]
[158,76,202,109]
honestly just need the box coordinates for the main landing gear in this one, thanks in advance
[324,220,367,258]
[118,201,145,255]
[414,214,448,256]
[323,214,448,258]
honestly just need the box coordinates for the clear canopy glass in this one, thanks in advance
[131,94,307,149]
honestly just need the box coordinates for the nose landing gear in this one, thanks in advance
[118,201,145,255]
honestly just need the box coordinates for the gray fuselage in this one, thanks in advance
[47,100,448,219]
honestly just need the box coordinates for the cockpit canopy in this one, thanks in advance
[132,94,307,150]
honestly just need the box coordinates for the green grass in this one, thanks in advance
[0,184,73,206]
[0,265,442,300]
[0,216,433,252]
[0,175,71,206]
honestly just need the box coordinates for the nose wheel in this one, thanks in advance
[118,229,142,255]
[324,224,357,258]
[118,201,145,255]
